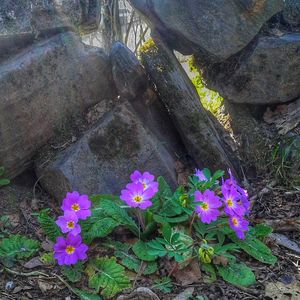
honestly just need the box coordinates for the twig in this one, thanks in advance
[168,262,179,277]
[233,285,260,298]
[133,261,144,288]
[5,268,49,278]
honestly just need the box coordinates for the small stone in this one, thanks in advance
[5,281,14,290]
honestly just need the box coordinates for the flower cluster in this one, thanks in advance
[194,169,250,239]
[120,171,159,210]
[54,192,91,265]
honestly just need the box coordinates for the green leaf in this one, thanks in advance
[74,289,102,300]
[0,235,40,267]
[201,263,217,283]
[0,166,4,176]
[229,234,277,264]
[90,194,122,206]
[203,168,211,180]
[153,214,189,224]
[40,252,55,264]
[132,241,158,262]
[38,209,61,241]
[250,224,273,239]
[104,240,158,275]
[99,200,139,236]
[88,257,131,298]
[217,262,256,287]
[152,277,173,294]
[82,217,119,244]
[157,176,173,198]
[147,229,193,263]
[61,262,84,283]
[0,178,10,186]
[213,243,240,255]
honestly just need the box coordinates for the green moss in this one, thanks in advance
[139,38,158,55]
[188,57,224,116]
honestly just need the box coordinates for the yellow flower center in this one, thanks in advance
[142,182,148,189]
[232,218,239,226]
[71,203,80,211]
[133,195,143,203]
[227,198,233,207]
[67,221,75,229]
[66,245,75,254]
[202,203,209,211]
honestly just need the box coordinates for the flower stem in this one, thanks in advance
[136,209,146,231]
[189,212,197,235]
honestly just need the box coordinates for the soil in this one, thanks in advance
[0,169,300,300]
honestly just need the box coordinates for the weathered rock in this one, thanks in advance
[111,42,148,99]
[223,101,272,173]
[0,0,101,58]
[110,42,187,158]
[283,0,300,26]
[129,0,283,60]
[140,37,240,175]
[0,32,114,177]
[36,103,178,200]
[201,33,300,104]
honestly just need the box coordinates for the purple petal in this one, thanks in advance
[120,190,133,202]
[65,233,81,246]
[54,237,66,251]
[149,182,159,193]
[64,253,78,265]
[77,209,91,220]
[78,195,91,209]
[143,172,155,182]
[126,182,144,194]
[54,252,65,265]
[123,198,139,208]
[71,224,81,236]
[194,191,203,202]
[236,230,246,239]
[142,188,156,200]
[130,170,142,182]
[76,244,88,260]
[139,200,153,210]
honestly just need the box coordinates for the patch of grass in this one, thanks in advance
[270,136,300,187]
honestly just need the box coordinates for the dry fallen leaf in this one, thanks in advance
[38,280,53,294]
[42,240,54,252]
[24,257,44,269]
[265,281,300,300]
[213,255,229,266]
[173,259,201,286]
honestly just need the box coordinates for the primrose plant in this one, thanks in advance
[39,168,276,298]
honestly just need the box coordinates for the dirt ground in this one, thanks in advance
[0,170,300,300]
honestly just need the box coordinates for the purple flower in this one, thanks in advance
[54,233,88,265]
[130,170,159,193]
[120,182,155,210]
[222,185,246,217]
[61,191,91,220]
[223,169,251,214]
[195,190,222,224]
[229,215,249,239]
[56,211,81,236]
[194,169,207,181]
